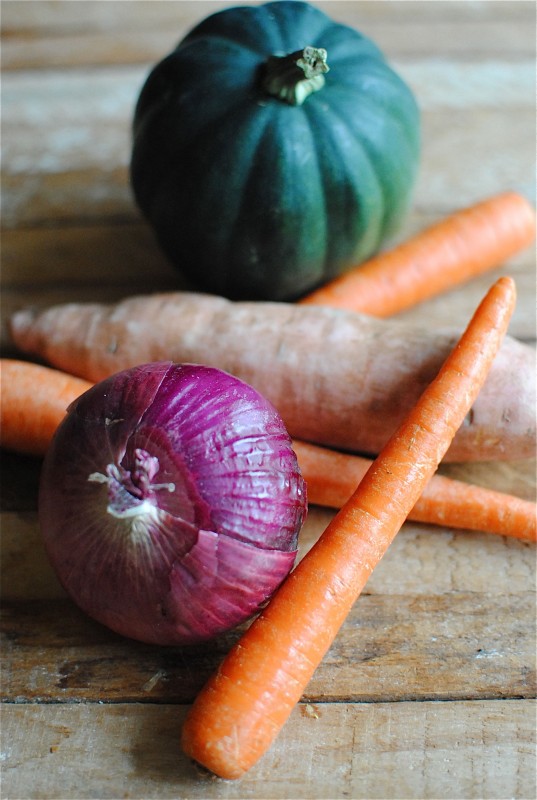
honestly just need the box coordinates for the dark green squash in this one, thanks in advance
[130,0,420,301]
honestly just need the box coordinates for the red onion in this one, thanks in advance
[39,362,307,645]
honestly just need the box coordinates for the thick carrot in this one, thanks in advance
[1,359,533,542]
[0,359,92,456]
[8,291,535,462]
[300,192,536,316]
[293,440,536,542]
[181,277,517,779]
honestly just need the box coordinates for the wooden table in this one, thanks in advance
[1,2,535,798]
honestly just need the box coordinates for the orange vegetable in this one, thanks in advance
[8,291,535,463]
[1,359,533,543]
[2,360,534,543]
[181,277,517,779]
[294,440,536,542]
[0,360,92,457]
[300,192,536,316]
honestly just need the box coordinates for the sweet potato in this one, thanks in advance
[9,291,536,462]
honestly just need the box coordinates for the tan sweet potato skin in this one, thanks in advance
[9,292,536,462]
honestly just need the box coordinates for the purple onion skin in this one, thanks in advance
[39,362,307,645]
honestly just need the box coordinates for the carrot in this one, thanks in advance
[293,440,536,542]
[8,291,535,463]
[181,277,517,779]
[2,359,533,542]
[0,359,92,456]
[300,192,536,316]
[1,358,532,546]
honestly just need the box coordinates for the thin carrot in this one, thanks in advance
[0,359,92,456]
[300,192,535,316]
[181,276,517,779]
[293,440,536,542]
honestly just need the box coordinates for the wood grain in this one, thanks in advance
[1,1,536,797]
[2,2,535,68]
[2,64,534,220]
[2,701,536,799]
[3,591,535,705]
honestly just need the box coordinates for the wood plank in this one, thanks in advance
[2,454,535,592]
[1,3,534,798]
[4,0,534,33]
[2,590,535,704]
[2,62,533,183]
[0,222,178,286]
[3,455,535,704]
[3,502,536,602]
[2,20,535,71]
[2,150,535,231]
[2,1,535,48]
[2,700,535,799]
[2,208,535,285]
[2,110,535,230]
[2,260,535,357]
[1,598,242,704]
[3,475,535,705]
[0,68,143,177]
[417,109,535,207]
[2,64,534,323]
[0,168,132,228]
[1,236,534,339]
[2,452,536,583]
[0,0,230,36]
[1,30,181,71]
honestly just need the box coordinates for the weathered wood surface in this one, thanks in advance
[1,1,536,798]
[4,494,536,705]
[3,701,536,800]
[3,591,536,704]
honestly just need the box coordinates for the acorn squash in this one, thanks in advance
[131,0,420,301]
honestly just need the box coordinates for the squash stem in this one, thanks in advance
[262,46,329,106]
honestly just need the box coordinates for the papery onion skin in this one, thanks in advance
[39,362,307,645]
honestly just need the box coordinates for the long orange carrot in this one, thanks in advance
[181,276,517,779]
[2,358,534,542]
[300,192,535,316]
[0,359,92,456]
[293,440,536,542]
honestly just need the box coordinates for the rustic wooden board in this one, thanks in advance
[2,1,535,65]
[1,1,536,797]
[3,591,535,704]
[2,63,534,226]
[3,453,535,706]
[3,701,536,800]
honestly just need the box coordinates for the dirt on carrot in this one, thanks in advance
[8,290,535,463]
[300,192,536,316]
[181,276,518,779]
